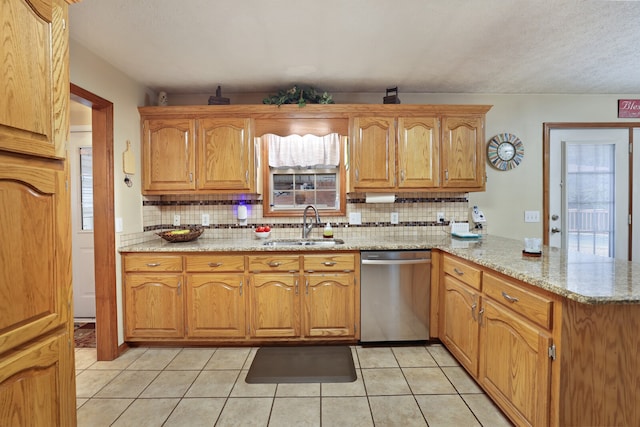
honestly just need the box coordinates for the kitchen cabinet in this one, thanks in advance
[350,116,439,191]
[123,254,184,339]
[441,116,485,189]
[247,254,301,338]
[302,254,359,338]
[439,254,557,427]
[142,118,197,192]
[198,118,254,191]
[350,114,484,192]
[185,254,246,338]
[0,0,76,425]
[141,115,253,194]
[441,256,482,376]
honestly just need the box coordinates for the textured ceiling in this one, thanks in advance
[69,0,640,95]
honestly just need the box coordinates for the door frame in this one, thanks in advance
[543,122,636,260]
[70,83,119,360]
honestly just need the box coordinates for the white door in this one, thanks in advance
[70,130,96,318]
[549,128,629,260]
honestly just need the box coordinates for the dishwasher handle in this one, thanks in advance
[361,258,431,266]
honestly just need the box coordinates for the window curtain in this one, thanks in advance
[266,133,340,168]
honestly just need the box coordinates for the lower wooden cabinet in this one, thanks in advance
[248,273,300,338]
[479,299,552,427]
[124,274,184,339]
[441,275,480,376]
[439,254,557,427]
[185,273,246,338]
[122,251,359,343]
[304,273,356,338]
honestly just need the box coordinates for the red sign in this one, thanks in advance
[618,99,640,118]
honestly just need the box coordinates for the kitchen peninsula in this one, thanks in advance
[120,234,640,426]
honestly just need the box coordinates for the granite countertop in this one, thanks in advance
[120,235,640,305]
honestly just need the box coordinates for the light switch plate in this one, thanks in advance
[201,213,210,226]
[390,212,399,224]
[349,212,362,225]
[173,214,181,226]
[524,210,540,223]
[115,217,123,233]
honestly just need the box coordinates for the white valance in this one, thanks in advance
[266,133,340,168]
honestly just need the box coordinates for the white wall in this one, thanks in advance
[70,38,153,343]
[173,91,640,241]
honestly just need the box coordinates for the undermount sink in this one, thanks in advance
[262,238,345,247]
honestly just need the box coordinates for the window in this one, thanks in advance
[262,133,346,216]
[79,146,94,231]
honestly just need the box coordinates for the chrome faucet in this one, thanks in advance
[302,205,321,239]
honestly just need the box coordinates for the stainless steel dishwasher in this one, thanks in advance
[360,250,431,342]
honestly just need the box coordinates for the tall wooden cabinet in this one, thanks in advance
[0,0,77,425]
[441,116,485,189]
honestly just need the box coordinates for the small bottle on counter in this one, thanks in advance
[323,223,333,238]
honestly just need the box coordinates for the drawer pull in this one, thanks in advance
[177,281,181,296]
[453,267,464,276]
[322,261,337,266]
[471,302,477,321]
[208,262,223,267]
[267,261,281,267]
[295,279,299,295]
[305,279,309,295]
[239,280,243,296]
[501,291,519,303]
[478,307,485,325]
[146,262,161,267]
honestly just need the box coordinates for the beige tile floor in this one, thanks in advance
[75,344,512,427]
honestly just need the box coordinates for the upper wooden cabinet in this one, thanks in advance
[351,116,440,190]
[139,104,490,194]
[141,115,253,194]
[142,118,196,192]
[441,116,485,190]
[198,118,253,191]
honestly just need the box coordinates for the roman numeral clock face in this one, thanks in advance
[487,133,524,171]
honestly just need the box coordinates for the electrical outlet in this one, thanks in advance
[390,212,399,224]
[201,213,210,226]
[349,212,362,225]
[173,214,181,226]
[437,212,445,223]
[524,210,540,223]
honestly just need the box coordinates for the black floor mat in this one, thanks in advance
[245,345,357,384]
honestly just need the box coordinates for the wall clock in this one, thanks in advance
[487,133,524,170]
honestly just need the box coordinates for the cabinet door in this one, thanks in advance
[0,155,70,356]
[0,0,69,159]
[249,274,300,338]
[142,118,196,192]
[441,116,485,189]
[351,117,396,189]
[442,275,480,376]
[186,273,246,338]
[479,299,552,427]
[397,117,440,188]
[124,274,184,339]
[198,118,253,191]
[303,273,356,338]
[0,331,75,426]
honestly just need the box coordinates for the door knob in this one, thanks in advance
[551,227,561,233]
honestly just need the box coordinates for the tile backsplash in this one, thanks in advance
[120,192,478,247]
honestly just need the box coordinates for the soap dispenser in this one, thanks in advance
[323,223,333,238]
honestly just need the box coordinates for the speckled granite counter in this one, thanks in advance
[120,234,640,304]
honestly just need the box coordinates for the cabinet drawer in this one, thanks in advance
[483,272,554,330]
[443,256,482,290]
[124,254,183,272]
[248,255,300,272]
[304,254,356,272]
[185,254,245,272]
